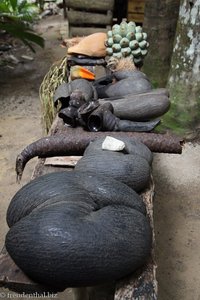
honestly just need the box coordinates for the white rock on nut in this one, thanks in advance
[102,136,125,152]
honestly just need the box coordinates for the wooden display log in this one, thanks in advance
[0,117,182,299]
[15,117,183,181]
[0,247,58,294]
[49,120,184,155]
[66,0,114,12]
[67,10,112,25]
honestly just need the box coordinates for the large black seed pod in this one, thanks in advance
[96,70,152,99]
[99,88,170,121]
[75,138,152,192]
[7,171,146,227]
[6,172,152,290]
[75,152,150,192]
[84,137,153,165]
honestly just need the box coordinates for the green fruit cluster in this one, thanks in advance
[106,21,149,67]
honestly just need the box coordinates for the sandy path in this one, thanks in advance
[153,145,200,300]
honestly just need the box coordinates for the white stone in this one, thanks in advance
[102,136,125,152]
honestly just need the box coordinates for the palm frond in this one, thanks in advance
[0,0,44,52]
[0,18,44,52]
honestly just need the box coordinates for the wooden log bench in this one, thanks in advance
[0,116,171,299]
[0,114,183,298]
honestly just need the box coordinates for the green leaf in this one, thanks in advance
[21,37,37,52]
[21,31,45,48]
[18,1,39,18]
[10,0,18,11]
[0,0,42,52]
[18,0,27,11]
[0,0,39,22]
[0,21,45,51]
[0,2,10,14]
[0,14,20,22]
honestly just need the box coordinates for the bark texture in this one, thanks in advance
[163,0,200,135]
[142,0,180,87]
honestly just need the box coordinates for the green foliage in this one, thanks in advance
[157,83,200,136]
[0,0,39,22]
[0,0,44,52]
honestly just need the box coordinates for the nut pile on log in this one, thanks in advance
[16,125,183,182]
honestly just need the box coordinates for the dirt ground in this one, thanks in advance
[0,16,199,300]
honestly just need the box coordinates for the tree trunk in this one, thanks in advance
[163,0,200,135]
[142,0,180,87]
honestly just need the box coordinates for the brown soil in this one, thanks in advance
[153,146,200,300]
[0,16,200,300]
